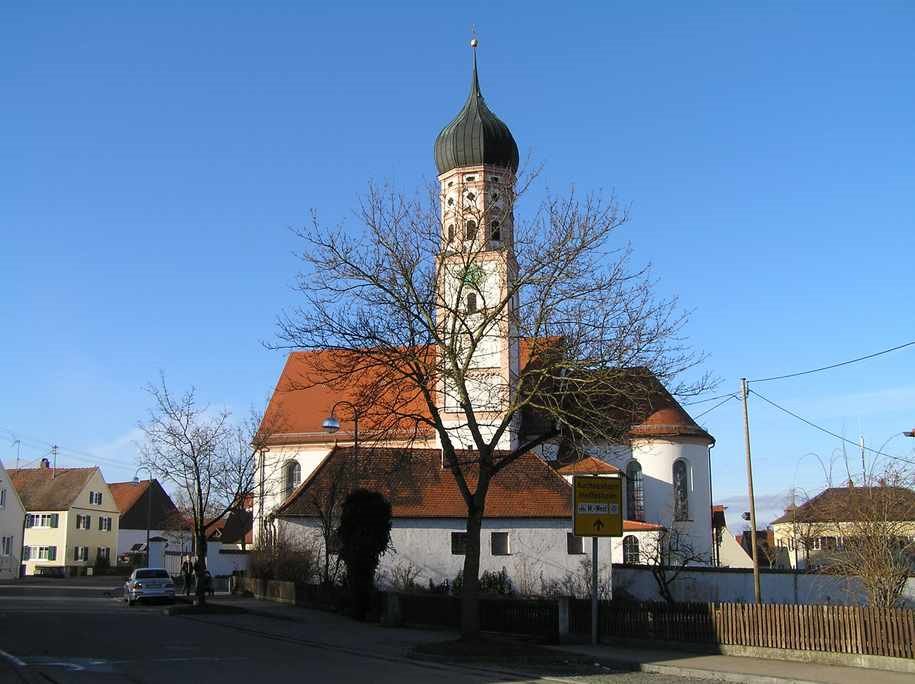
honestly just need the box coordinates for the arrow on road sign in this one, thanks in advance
[593,519,604,532]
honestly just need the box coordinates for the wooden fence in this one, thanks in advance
[570,600,915,659]
[397,593,558,642]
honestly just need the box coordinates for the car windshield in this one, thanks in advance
[135,570,170,579]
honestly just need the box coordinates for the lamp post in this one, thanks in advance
[322,401,360,481]
[132,466,153,568]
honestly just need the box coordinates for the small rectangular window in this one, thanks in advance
[451,531,468,555]
[464,175,475,182]
[567,533,584,555]
[491,532,510,556]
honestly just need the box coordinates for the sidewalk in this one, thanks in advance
[552,642,914,684]
[200,596,914,684]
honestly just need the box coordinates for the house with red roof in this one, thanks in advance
[108,479,180,557]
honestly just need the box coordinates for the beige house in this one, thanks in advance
[0,459,27,579]
[9,461,120,576]
[771,486,915,570]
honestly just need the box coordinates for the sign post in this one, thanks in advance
[572,475,622,646]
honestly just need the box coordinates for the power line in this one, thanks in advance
[748,389,915,467]
[693,394,737,420]
[682,392,739,406]
[0,427,137,471]
[749,339,915,384]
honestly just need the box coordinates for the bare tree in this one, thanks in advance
[641,527,708,604]
[138,376,267,606]
[797,462,915,608]
[310,455,356,585]
[276,175,707,638]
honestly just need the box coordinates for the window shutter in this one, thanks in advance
[25,515,32,528]
[51,514,59,528]
[49,546,57,561]
[98,493,102,505]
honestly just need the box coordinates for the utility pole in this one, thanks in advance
[740,378,762,604]
[51,445,58,479]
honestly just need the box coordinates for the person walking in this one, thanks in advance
[181,559,193,597]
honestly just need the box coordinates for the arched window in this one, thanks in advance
[466,292,477,313]
[490,220,501,242]
[673,459,689,521]
[626,461,645,521]
[465,220,477,240]
[447,224,455,242]
[284,461,301,498]
[622,535,640,565]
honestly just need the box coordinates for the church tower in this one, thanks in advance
[433,40,520,451]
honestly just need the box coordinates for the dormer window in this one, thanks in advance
[465,220,477,240]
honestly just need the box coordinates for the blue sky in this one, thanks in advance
[2,2,914,527]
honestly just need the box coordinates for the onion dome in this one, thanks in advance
[434,41,519,175]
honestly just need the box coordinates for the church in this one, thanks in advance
[253,43,715,589]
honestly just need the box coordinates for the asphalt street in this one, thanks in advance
[0,580,703,684]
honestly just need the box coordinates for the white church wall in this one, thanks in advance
[279,516,655,592]
[254,443,332,546]
[590,438,713,561]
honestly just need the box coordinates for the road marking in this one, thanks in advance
[0,648,26,668]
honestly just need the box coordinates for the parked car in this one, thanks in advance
[123,568,176,606]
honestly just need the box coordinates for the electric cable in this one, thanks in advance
[749,340,915,384]
[749,389,915,466]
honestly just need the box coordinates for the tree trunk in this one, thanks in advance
[195,532,208,607]
[460,502,484,641]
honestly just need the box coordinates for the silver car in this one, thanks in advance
[124,568,176,605]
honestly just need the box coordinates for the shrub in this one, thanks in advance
[250,537,319,584]
[337,489,392,620]
[390,561,422,592]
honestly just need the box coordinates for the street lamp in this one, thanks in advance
[323,401,359,480]
[132,466,153,568]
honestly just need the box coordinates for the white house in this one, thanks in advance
[274,446,662,590]
[254,44,716,585]
[0,459,27,579]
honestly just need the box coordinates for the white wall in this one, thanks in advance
[254,443,333,546]
[117,528,168,556]
[280,516,655,593]
[590,438,714,561]
[717,531,754,569]
[612,565,915,608]
[0,460,26,579]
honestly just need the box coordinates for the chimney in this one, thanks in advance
[40,458,50,469]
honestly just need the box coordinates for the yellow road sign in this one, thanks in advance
[572,475,622,537]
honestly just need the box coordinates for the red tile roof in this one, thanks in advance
[109,480,149,514]
[278,446,664,533]
[555,456,620,476]
[278,446,574,519]
[261,347,712,446]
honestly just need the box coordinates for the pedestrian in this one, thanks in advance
[181,559,193,597]
[204,570,214,598]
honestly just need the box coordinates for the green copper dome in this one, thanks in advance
[434,49,519,175]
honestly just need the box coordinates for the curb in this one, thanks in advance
[410,650,822,684]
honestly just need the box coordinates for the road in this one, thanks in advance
[0,580,702,684]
